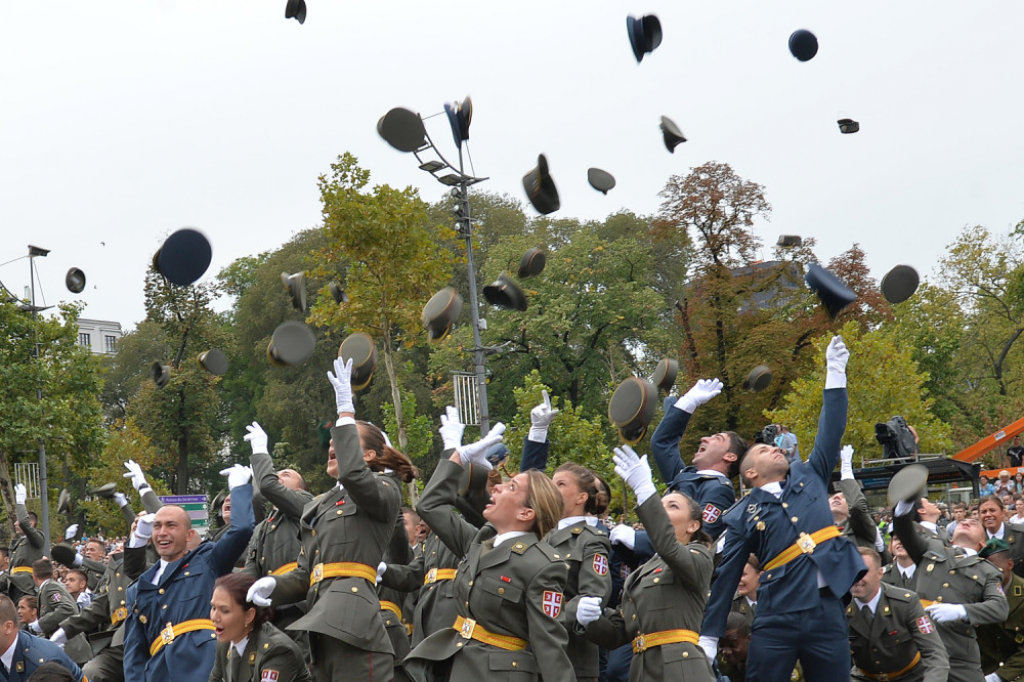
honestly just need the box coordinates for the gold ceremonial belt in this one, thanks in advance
[424,568,458,585]
[631,629,699,654]
[857,651,922,681]
[309,562,377,586]
[11,567,33,574]
[149,619,215,656]
[763,526,841,572]
[270,562,298,576]
[453,616,527,651]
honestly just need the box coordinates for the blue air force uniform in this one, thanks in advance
[123,483,255,682]
[3,630,84,682]
[702,387,866,682]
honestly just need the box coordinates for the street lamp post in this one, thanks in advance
[27,245,52,552]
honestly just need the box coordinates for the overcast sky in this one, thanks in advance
[1,2,1022,329]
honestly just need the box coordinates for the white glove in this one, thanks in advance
[113,492,128,508]
[675,378,723,415]
[894,500,915,517]
[327,356,355,415]
[244,422,269,455]
[825,336,849,389]
[576,596,602,627]
[458,423,506,470]
[613,446,657,506]
[377,561,387,586]
[528,390,560,443]
[986,673,1002,682]
[65,524,79,540]
[609,524,636,550]
[50,628,68,647]
[15,484,26,505]
[123,460,151,493]
[135,513,156,541]
[28,620,41,634]
[72,553,83,567]
[840,445,855,480]
[220,464,253,490]
[925,603,967,623]
[247,576,277,607]
[439,406,465,451]
[874,526,886,552]
[698,635,718,666]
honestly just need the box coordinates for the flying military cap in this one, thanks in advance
[197,348,228,376]
[744,364,773,392]
[57,488,71,515]
[455,463,492,529]
[285,0,306,24]
[88,482,117,499]
[267,321,316,367]
[422,287,463,342]
[377,107,426,153]
[483,272,528,311]
[485,442,510,468]
[777,235,802,247]
[50,542,78,567]
[152,362,170,389]
[522,154,560,215]
[805,263,857,319]
[154,228,212,286]
[338,332,377,390]
[660,116,687,153]
[329,282,348,304]
[838,118,860,134]
[281,272,307,312]
[626,14,662,63]
[518,248,546,279]
[652,358,679,393]
[887,463,929,506]
[444,96,473,149]
[980,537,1011,559]
[880,265,920,305]
[65,268,86,294]
[588,168,616,195]
[609,377,657,445]
[789,29,818,61]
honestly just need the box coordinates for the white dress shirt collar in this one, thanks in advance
[853,586,883,614]
[492,531,528,549]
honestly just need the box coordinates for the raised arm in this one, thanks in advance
[245,422,313,520]
[808,336,850,483]
[635,496,713,592]
[331,422,401,522]
[415,458,479,558]
[210,469,255,576]
[15,489,45,549]
[521,390,559,472]
[651,379,722,484]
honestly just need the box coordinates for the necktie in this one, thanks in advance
[861,605,873,621]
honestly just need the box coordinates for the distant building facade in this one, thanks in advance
[76,318,123,355]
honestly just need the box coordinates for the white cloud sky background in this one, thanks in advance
[1,2,1022,328]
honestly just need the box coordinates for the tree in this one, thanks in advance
[310,153,454,459]
[767,322,951,465]
[0,301,104,540]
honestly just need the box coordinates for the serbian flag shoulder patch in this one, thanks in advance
[542,590,563,618]
[702,504,722,524]
[593,554,609,576]
[262,670,280,682]
[916,616,933,634]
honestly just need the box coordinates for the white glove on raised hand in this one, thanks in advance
[609,524,636,551]
[50,628,68,647]
[840,445,855,480]
[825,336,850,389]
[377,561,387,586]
[698,636,718,666]
[926,603,967,623]
[613,446,657,505]
[529,390,560,443]
[247,576,277,607]
[439,406,465,451]
[458,423,506,470]
[123,460,151,493]
[15,484,26,505]
[113,492,128,508]
[135,513,155,541]
[244,422,269,455]
[576,596,602,627]
[675,378,724,415]
[327,357,355,416]
[65,524,79,540]
[220,464,253,490]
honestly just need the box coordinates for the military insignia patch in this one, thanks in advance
[999,583,1006,596]
[593,554,609,576]
[51,593,62,603]
[702,504,721,524]
[542,591,563,618]
[262,672,279,682]
[916,616,933,634]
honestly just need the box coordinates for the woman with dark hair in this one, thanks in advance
[208,573,312,682]
[576,445,715,681]
[403,409,575,682]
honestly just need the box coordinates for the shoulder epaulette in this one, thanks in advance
[883,584,914,603]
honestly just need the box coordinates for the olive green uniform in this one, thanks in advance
[978,572,1024,680]
[8,502,45,602]
[583,496,715,682]
[270,421,402,682]
[731,594,755,628]
[883,562,919,592]
[847,583,949,682]
[988,524,1024,579]
[894,514,1010,682]
[404,458,574,682]
[545,520,611,681]
[36,578,78,637]
[208,621,313,682]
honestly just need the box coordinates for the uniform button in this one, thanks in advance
[566,553,571,558]
[782,503,789,508]
[117,587,123,592]
[653,578,660,584]
[311,530,317,537]
[465,602,469,608]
[468,581,473,587]
[351,587,358,593]
[158,589,165,595]
[162,605,167,610]
[456,642,463,647]
[683,652,688,659]
[337,511,343,515]
[184,572,190,576]
[512,662,518,668]
[498,588,505,595]
[943,583,949,588]
[791,516,799,523]
[553,554,560,559]
[632,615,636,621]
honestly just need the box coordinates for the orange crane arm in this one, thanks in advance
[953,415,1024,462]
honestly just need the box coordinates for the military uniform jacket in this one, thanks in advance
[893,513,1009,679]
[36,578,77,637]
[837,477,886,554]
[382,529,463,646]
[583,496,715,682]
[545,520,612,679]
[270,421,401,655]
[123,483,255,682]
[208,621,313,682]
[977,573,1024,680]
[61,555,136,649]
[988,523,1024,579]
[404,458,574,682]
[245,449,314,580]
[882,562,920,592]
[379,479,415,663]
[731,594,755,628]
[9,503,45,597]
[2,630,84,682]
[80,555,108,591]
[703,388,865,639]
[847,583,949,682]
